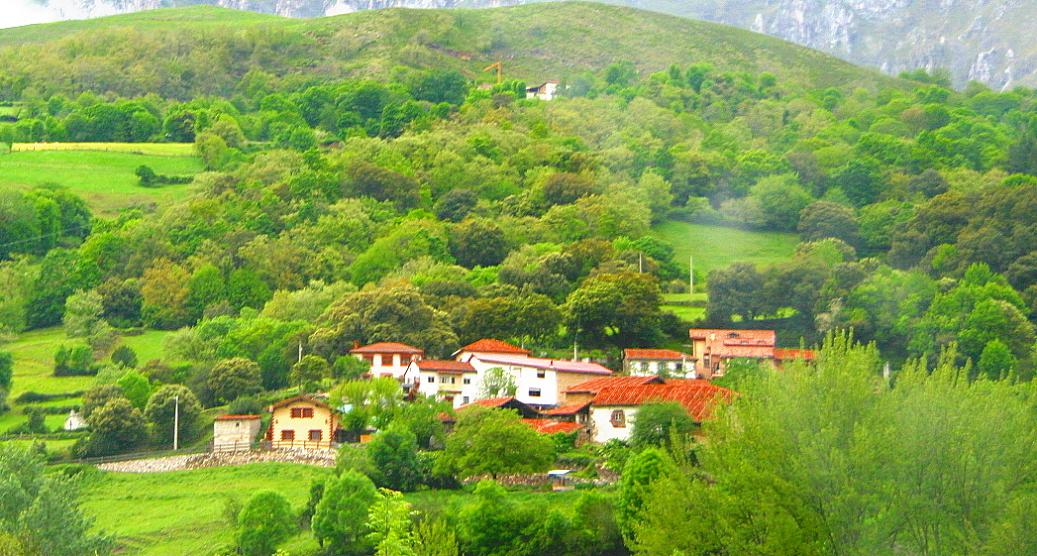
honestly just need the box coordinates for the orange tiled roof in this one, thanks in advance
[416,360,477,373]
[522,419,584,434]
[690,329,776,346]
[592,381,734,422]
[774,348,816,360]
[565,375,661,394]
[351,342,424,354]
[543,402,591,416]
[624,348,690,360]
[455,339,531,356]
[464,397,516,409]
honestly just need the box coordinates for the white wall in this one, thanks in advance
[357,353,410,379]
[405,362,480,408]
[590,406,638,443]
[465,357,560,406]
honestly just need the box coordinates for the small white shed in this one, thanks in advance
[213,415,261,452]
[64,409,87,431]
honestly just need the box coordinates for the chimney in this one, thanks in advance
[352,340,361,350]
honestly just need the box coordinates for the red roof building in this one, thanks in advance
[454,338,531,357]
[588,379,734,443]
[350,342,424,380]
[623,348,694,378]
[689,329,776,379]
[563,375,661,404]
[522,419,584,434]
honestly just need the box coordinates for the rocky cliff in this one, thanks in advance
[13,0,1037,88]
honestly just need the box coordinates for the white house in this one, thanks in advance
[404,359,479,408]
[586,379,733,443]
[526,80,559,101]
[461,352,612,408]
[213,414,262,451]
[350,342,424,380]
[63,409,87,431]
[623,348,695,378]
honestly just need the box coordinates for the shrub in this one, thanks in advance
[237,490,295,556]
[110,346,138,368]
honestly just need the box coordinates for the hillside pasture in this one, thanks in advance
[81,463,331,555]
[0,147,202,214]
[652,220,800,281]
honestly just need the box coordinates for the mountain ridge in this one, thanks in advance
[10,0,1036,88]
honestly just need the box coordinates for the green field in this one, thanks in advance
[0,327,174,434]
[0,149,202,214]
[81,464,331,555]
[652,220,800,280]
[80,463,588,556]
[12,142,195,156]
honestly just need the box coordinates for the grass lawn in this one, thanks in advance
[5,327,96,398]
[0,148,202,215]
[80,463,592,555]
[652,220,800,281]
[12,142,195,156]
[81,463,332,556]
[121,330,177,365]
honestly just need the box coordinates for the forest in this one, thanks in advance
[1,3,1037,555]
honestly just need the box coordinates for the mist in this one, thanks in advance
[0,0,125,29]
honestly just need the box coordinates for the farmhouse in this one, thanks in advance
[404,359,479,408]
[213,414,261,451]
[624,348,693,378]
[265,395,341,449]
[586,379,734,443]
[351,341,424,380]
[689,329,815,378]
[461,351,612,407]
[526,80,559,100]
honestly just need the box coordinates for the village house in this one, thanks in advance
[351,341,424,380]
[584,379,734,443]
[403,359,479,408]
[64,409,87,431]
[561,375,662,406]
[453,338,531,359]
[461,351,612,408]
[213,414,262,451]
[688,329,814,378]
[526,80,559,100]
[624,348,694,378]
[266,395,341,449]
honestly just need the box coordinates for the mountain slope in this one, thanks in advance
[0,3,899,100]
[12,0,1036,89]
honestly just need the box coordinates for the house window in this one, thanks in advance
[427,376,435,383]
[610,410,626,428]
[290,407,314,419]
[463,396,470,404]
[536,370,546,379]
[281,430,295,441]
[528,388,542,397]
[463,377,471,384]
[308,430,322,442]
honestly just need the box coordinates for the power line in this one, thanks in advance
[0,224,88,251]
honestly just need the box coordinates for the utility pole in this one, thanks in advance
[173,395,180,451]
[573,338,578,361]
[689,256,694,295]
[298,340,303,363]
[638,252,643,273]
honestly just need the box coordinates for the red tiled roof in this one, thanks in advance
[543,403,591,416]
[592,381,734,422]
[774,348,816,361]
[416,360,477,373]
[565,375,661,394]
[455,339,531,356]
[522,419,584,434]
[215,414,261,421]
[690,329,776,346]
[465,397,516,409]
[351,342,424,354]
[624,348,689,360]
[470,353,612,375]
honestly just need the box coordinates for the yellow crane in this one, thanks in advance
[483,60,504,85]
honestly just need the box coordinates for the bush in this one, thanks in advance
[237,490,295,556]
[54,345,96,376]
[110,346,138,368]
[228,395,264,416]
[366,425,421,491]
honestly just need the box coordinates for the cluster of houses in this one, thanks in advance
[213,329,814,450]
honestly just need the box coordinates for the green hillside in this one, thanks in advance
[0,2,900,100]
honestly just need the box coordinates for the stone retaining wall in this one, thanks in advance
[97,448,336,473]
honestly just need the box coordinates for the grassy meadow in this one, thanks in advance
[0,146,202,214]
[79,463,588,556]
[652,219,800,281]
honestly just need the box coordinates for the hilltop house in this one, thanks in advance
[404,359,479,408]
[266,395,341,449]
[351,342,424,380]
[689,329,815,378]
[526,80,559,100]
[624,348,694,378]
